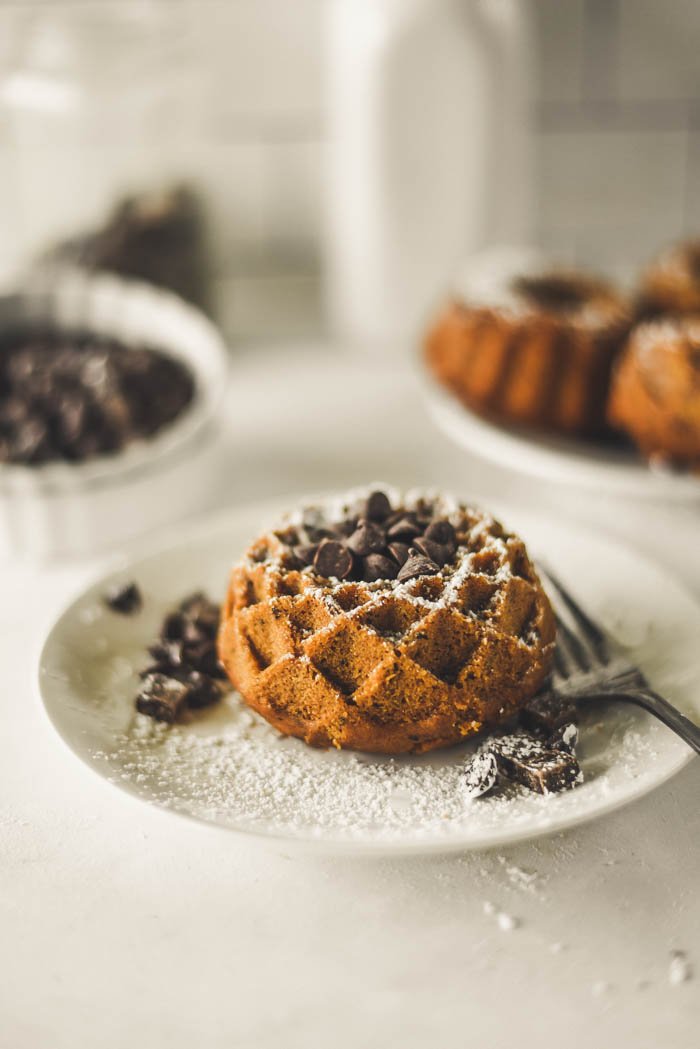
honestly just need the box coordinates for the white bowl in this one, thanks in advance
[0,269,230,558]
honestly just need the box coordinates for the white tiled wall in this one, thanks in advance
[1,0,699,342]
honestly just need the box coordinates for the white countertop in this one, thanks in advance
[1,349,698,1049]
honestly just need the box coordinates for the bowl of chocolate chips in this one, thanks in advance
[0,269,228,557]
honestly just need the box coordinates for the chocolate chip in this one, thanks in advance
[486,733,583,795]
[364,490,392,521]
[0,332,194,466]
[313,539,354,580]
[103,581,143,615]
[136,672,189,723]
[178,592,220,638]
[163,611,187,640]
[184,672,222,709]
[424,520,457,547]
[388,542,410,566]
[291,543,319,567]
[413,537,451,565]
[148,639,184,668]
[363,554,399,582]
[550,722,578,754]
[182,640,222,677]
[519,693,579,734]
[387,517,422,541]
[346,520,386,556]
[397,550,440,582]
[463,750,499,798]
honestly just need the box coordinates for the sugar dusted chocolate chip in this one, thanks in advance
[363,554,399,582]
[413,536,451,565]
[388,542,410,566]
[550,722,578,754]
[184,672,222,709]
[424,519,457,547]
[519,692,579,734]
[313,539,354,580]
[463,750,499,798]
[397,550,440,582]
[487,732,582,795]
[179,592,220,638]
[136,672,189,723]
[387,517,422,541]
[364,490,392,521]
[346,520,386,556]
[148,638,184,668]
[104,581,143,615]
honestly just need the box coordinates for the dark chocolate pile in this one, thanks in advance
[0,331,194,465]
[114,591,227,724]
[285,490,459,584]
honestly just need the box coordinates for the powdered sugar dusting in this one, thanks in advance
[87,687,671,845]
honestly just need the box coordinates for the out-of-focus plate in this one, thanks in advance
[38,497,700,853]
[426,381,700,502]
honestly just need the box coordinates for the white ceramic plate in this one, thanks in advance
[426,381,700,502]
[38,498,700,854]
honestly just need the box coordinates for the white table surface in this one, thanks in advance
[2,349,698,1049]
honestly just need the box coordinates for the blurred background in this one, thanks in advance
[0,0,698,348]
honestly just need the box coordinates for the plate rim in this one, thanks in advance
[36,495,699,854]
[424,378,700,502]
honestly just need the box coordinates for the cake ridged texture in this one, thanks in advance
[426,266,629,437]
[608,318,700,470]
[218,497,555,755]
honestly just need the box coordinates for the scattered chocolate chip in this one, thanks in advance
[178,592,221,638]
[148,639,185,668]
[363,554,399,582]
[162,611,187,640]
[184,672,222,709]
[486,733,582,795]
[388,542,410,566]
[364,490,392,521]
[463,750,499,798]
[346,520,386,557]
[424,519,457,547]
[387,517,422,541]
[519,692,579,734]
[103,581,143,615]
[183,639,225,678]
[313,539,354,580]
[550,722,578,754]
[136,673,190,723]
[397,550,440,583]
[135,590,228,723]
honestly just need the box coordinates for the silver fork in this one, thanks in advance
[538,566,700,756]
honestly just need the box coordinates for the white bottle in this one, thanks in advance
[324,0,534,351]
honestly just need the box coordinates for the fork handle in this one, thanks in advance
[597,688,700,756]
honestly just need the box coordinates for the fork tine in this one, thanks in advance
[539,565,610,664]
[554,611,592,674]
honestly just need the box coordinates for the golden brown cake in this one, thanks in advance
[608,317,700,471]
[637,239,700,318]
[426,250,630,437]
[218,488,555,755]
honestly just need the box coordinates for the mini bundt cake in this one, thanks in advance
[637,239,700,318]
[218,487,555,755]
[608,317,700,471]
[426,249,630,437]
